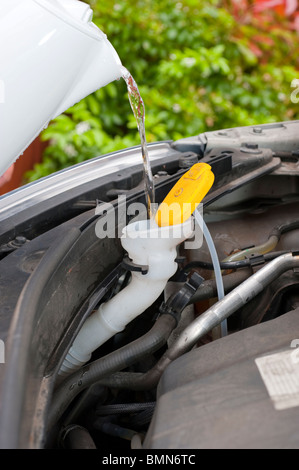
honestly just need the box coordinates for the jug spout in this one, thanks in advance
[53,37,123,119]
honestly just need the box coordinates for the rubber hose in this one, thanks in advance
[270,220,299,238]
[48,314,176,430]
[223,219,299,262]
[60,424,97,449]
[223,235,279,262]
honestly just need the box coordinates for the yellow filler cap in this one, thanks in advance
[155,162,214,226]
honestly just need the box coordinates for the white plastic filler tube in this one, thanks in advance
[59,218,194,376]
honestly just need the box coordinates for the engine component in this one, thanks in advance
[59,217,194,376]
[71,253,299,394]
[144,307,299,449]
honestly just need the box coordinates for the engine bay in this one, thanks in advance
[0,121,299,449]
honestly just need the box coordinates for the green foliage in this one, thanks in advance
[26,0,299,181]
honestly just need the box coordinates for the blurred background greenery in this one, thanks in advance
[26,0,299,181]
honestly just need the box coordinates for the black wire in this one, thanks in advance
[179,220,299,276]
[179,250,290,274]
[96,401,155,416]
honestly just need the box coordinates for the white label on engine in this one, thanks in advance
[255,350,299,410]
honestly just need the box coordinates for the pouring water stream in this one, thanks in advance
[121,66,156,219]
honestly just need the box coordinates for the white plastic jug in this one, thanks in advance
[0,0,123,176]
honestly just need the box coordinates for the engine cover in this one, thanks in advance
[144,308,299,449]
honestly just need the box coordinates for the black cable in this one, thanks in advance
[179,250,290,274]
[129,407,155,428]
[96,402,155,417]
